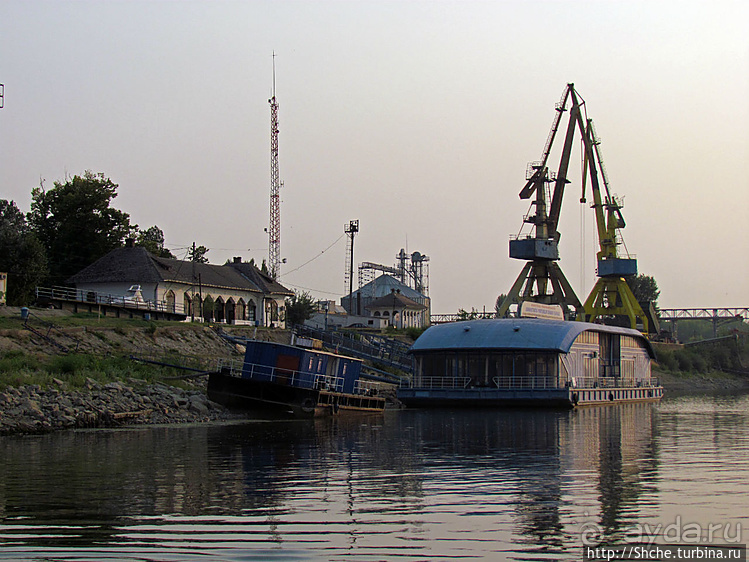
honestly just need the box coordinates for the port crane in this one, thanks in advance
[499,83,649,332]
[497,84,585,319]
[578,119,649,333]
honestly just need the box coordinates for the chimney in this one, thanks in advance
[233,257,242,264]
[125,238,135,248]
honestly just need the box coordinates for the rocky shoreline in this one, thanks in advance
[0,378,239,436]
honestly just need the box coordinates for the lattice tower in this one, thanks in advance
[268,55,281,280]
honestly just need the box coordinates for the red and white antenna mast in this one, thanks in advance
[268,52,282,279]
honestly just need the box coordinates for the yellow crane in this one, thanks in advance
[578,118,650,333]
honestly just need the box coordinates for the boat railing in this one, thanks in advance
[405,377,472,389]
[215,358,347,392]
[567,376,661,389]
[493,376,557,389]
[353,379,384,397]
[314,373,345,393]
[401,374,662,390]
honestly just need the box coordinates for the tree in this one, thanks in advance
[28,172,135,284]
[0,200,48,304]
[495,294,508,317]
[136,226,175,258]
[626,274,660,311]
[188,244,209,263]
[285,291,317,326]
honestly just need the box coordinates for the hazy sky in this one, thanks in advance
[1,0,747,313]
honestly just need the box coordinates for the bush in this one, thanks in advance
[655,349,677,371]
[46,354,89,375]
[0,350,43,373]
[690,352,708,373]
[676,351,693,372]
[405,326,426,341]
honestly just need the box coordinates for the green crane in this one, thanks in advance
[578,118,649,333]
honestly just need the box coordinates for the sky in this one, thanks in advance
[1,0,747,314]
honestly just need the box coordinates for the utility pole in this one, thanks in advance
[191,242,196,321]
[268,53,282,280]
[344,220,359,315]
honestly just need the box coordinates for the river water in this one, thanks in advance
[0,393,747,561]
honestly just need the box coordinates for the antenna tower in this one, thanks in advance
[268,53,282,279]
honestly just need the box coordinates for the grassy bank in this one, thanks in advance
[0,306,252,392]
[0,350,205,392]
[652,339,749,391]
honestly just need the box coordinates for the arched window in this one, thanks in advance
[215,297,225,323]
[203,295,214,321]
[165,290,176,313]
[226,298,236,323]
[247,300,256,322]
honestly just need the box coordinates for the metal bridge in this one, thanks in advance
[430,312,496,324]
[431,308,749,325]
[658,308,749,321]
[658,308,749,339]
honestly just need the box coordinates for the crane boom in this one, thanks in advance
[578,117,649,333]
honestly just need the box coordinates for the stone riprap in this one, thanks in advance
[0,378,237,435]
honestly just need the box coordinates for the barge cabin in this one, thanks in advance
[207,339,386,418]
[397,318,662,408]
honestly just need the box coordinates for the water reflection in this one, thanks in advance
[0,398,745,561]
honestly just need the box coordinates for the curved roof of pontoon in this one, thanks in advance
[410,318,655,358]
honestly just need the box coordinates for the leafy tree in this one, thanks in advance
[28,172,135,284]
[457,307,480,321]
[0,200,48,304]
[626,274,660,311]
[136,226,175,258]
[188,244,209,263]
[495,294,508,317]
[285,291,316,326]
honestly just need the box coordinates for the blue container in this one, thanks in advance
[510,238,559,260]
[598,258,637,277]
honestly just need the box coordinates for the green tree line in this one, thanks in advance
[1,171,177,305]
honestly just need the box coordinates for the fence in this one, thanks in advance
[36,286,187,315]
[403,375,660,390]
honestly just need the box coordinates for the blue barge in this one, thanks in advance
[207,340,386,417]
[397,318,663,408]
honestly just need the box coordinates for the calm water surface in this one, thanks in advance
[1,393,747,561]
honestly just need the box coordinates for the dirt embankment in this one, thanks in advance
[0,306,290,360]
[0,307,294,435]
